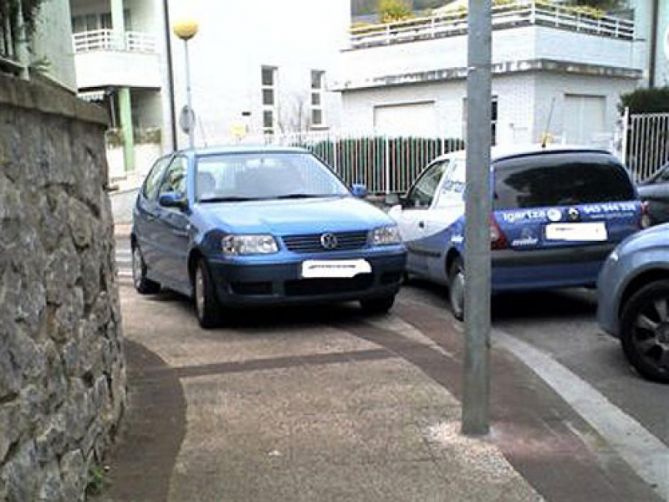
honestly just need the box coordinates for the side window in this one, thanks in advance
[436,159,466,207]
[158,156,187,197]
[143,157,171,200]
[406,161,448,209]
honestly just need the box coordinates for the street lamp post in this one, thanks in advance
[173,18,199,149]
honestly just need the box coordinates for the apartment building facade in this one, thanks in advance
[69,0,350,181]
[334,1,645,147]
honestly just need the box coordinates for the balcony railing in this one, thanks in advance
[350,0,635,49]
[72,29,156,54]
[0,11,28,76]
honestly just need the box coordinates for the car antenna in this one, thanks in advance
[541,97,556,148]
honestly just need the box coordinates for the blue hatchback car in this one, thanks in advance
[131,147,407,328]
[390,146,646,319]
[598,224,669,382]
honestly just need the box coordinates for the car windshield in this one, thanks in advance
[195,152,350,202]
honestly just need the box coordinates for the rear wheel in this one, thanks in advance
[194,258,223,329]
[360,295,395,314]
[132,245,160,294]
[448,257,465,321]
[620,280,669,383]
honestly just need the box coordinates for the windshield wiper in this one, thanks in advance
[274,193,337,199]
[199,196,261,203]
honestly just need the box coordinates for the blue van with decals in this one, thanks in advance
[389,146,647,319]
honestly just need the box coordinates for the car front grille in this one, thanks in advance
[282,231,369,253]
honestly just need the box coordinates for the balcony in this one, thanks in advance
[337,0,641,90]
[72,29,161,89]
[349,1,635,48]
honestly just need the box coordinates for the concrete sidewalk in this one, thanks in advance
[99,237,661,501]
[98,284,543,501]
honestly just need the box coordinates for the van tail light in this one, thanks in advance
[640,202,651,229]
[490,215,508,250]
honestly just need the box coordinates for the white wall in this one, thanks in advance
[32,0,77,91]
[338,25,641,90]
[165,0,350,149]
[340,73,536,144]
[74,50,161,88]
[533,73,637,146]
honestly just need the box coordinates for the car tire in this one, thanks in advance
[193,258,222,329]
[360,295,395,314]
[132,245,160,295]
[448,256,465,322]
[619,280,669,383]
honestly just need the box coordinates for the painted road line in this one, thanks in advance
[494,328,669,500]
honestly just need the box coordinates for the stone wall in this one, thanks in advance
[0,75,125,501]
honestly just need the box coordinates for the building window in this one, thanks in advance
[310,70,325,128]
[462,96,498,146]
[261,66,277,135]
[71,9,131,33]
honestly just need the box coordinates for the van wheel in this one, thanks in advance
[448,257,465,321]
[132,245,160,294]
[193,258,222,329]
[620,280,669,383]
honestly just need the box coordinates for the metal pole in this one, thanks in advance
[462,0,492,437]
[184,39,195,149]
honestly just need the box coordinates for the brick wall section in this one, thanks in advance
[0,75,125,501]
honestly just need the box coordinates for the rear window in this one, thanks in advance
[493,153,635,210]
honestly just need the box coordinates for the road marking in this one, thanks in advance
[494,328,669,500]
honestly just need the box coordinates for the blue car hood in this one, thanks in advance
[196,196,391,235]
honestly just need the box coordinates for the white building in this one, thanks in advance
[69,0,350,182]
[630,0,669,87]
[334,1,645,147]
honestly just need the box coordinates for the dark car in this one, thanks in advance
[637,161,669,225]
[598,224,669,383]
[131,146,407,328]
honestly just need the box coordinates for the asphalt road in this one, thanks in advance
[401,279,669,449]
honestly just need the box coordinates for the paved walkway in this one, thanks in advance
[100,231,661,501]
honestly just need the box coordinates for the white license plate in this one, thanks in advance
[301,259,372,279]
[545,222,608,242]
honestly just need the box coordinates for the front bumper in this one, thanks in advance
[207,248,407,306]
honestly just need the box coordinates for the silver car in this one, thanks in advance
[597,223,669,383]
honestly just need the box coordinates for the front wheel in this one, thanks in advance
[193,258,223,329]
[620,280,669,383]
[448,257,465,321]
[360,295,396,314]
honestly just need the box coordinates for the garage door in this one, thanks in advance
[374,101,437,137]
[563,94,606,145]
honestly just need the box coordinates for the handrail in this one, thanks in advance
[72,29,157,54]
[350,0,634,48]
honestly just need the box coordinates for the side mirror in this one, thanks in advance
[159,191,187,209]
[351,183,368,198]
[384,193,400,207]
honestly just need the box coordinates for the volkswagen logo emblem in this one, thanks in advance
[320,233,338,250]
[567,207,580,222]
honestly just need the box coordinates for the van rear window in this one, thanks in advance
[493,153,635,210]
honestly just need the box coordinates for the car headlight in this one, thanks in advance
[222,234,279,255]
[370,225,401,246]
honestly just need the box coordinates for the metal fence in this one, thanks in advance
[260,132,464,194]
[622,110,669,182]
[350,0,634,49]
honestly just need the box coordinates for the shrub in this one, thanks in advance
[620,87,669,114]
